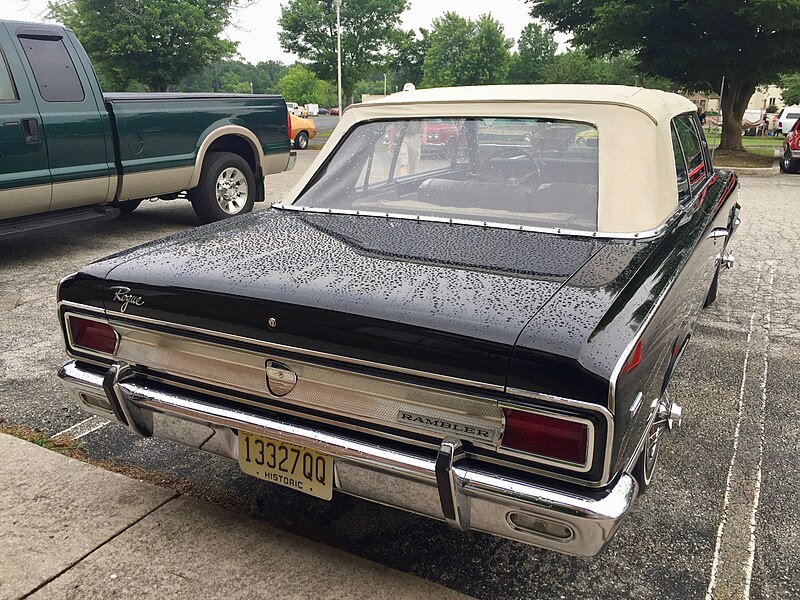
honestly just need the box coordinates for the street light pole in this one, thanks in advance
[383,73,387,96]
[335,0,342,117]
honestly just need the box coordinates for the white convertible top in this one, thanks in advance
[286,85,699,235]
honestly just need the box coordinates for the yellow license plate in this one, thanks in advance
[238,431,333,501]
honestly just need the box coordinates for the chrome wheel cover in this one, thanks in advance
[215,167,248,214]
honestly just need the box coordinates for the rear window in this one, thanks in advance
[786,113,800,120]
[295,118,599,231]
[18,36,84,102]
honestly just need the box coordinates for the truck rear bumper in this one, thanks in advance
[58,360,638,557]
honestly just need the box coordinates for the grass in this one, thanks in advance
[0,418,83,458]
[308,129,333,150]
[704,129,782,165]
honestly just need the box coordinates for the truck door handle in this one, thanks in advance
[22,118,41,144]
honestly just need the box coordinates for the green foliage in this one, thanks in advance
[528,0,800,150]
[171,60,288,94]
[422,13,513,88]
[540,51,672,88]
[48,0,239,92]
[279,0,408,102]
[278,65,335,105]
[781,73,800,106]
[387,28,429,89]
[507,23,557,84]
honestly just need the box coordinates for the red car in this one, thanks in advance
[329,107,340,116]
[420,119,460,156]
[781,119,800,173]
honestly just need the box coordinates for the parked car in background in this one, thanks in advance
[305,103,319,116]
[777,105,800,135]
[420,118,460,156]
[318,107,329,115]
[0,20,292,238]
[57,85,739,557]
[329,107,340,116]
[780,118,800,173]
[289,113,316,150]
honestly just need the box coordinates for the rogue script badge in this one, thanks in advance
[109,286,145,312]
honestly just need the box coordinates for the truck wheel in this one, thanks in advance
[294,131,309,150]
[189,152,256,224]
[116,199,142,215]
[782,149,800,174]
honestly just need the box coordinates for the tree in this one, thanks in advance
[48,0,238,92]
[279,65,329,105]
[279,0,408,103]
[508,23,557,84]
[538,50,673,89]
[387,28,429,88]
[422,13,513,88]
[781,73,800,106]
[529,0,800,151]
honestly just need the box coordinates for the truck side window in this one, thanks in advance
[0,51,16,101]
[18,36,85,102]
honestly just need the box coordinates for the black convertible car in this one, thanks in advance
[57,85,739,556]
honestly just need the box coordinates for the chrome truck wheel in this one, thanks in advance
[189,151,256,224]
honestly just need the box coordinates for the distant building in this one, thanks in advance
[684,84,783,114]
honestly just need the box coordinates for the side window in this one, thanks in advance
[0,51,17,101]
[18,36,84,102]
[673,114,707,190]
[670,123,691,204]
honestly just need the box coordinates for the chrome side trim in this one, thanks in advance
[504,388,614,485]
[65,302,505,393]
[272,203,676,241]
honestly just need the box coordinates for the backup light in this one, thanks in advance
[68,316,118,355]
[502,409,589,466]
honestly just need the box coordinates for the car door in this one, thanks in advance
[11,24,113,211]
[0,25,51,220]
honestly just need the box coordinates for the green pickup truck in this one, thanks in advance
[0,21,293,239]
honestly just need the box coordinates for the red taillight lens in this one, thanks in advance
[287,109,292,141]
[502,409,589,465]
[68,316,117,355]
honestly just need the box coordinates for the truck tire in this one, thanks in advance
[294,131,309,150]
[189,152,256,224]
[116,199,142,215]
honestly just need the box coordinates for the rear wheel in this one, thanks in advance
[294,131,309,150]
[782,149,800,174]
[188,152,256,224]
[633,392,681,493]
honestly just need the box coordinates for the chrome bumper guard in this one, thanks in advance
[58,360,638,556]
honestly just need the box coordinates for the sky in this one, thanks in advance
[0,0,539,65]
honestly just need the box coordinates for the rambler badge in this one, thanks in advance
[396,410,497,443]
[109,286,145,312]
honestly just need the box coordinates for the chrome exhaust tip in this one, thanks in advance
[658,399,683,431]
[719,251,735,269]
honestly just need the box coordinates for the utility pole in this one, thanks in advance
[335,0,342,117]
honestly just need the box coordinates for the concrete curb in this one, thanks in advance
[0,433,471,600]
[715,160,781,176]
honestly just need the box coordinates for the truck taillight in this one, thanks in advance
[287,109,292,141]
[502,409,589,466]
[68,316,118,355]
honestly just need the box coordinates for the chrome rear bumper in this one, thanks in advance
[58,360,638,556]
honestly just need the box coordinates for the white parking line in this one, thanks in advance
[743,270,773,599]
[53,415,108,440]
[705,265,773,600]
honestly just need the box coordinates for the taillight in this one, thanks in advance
[68,316,118,355]
[287,108,292,141]
[502,409,589,466]
[622,339,642,373]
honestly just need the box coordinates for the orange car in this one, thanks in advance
[290,113,316,150]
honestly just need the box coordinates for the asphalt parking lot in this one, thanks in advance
[1,156,797,600]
